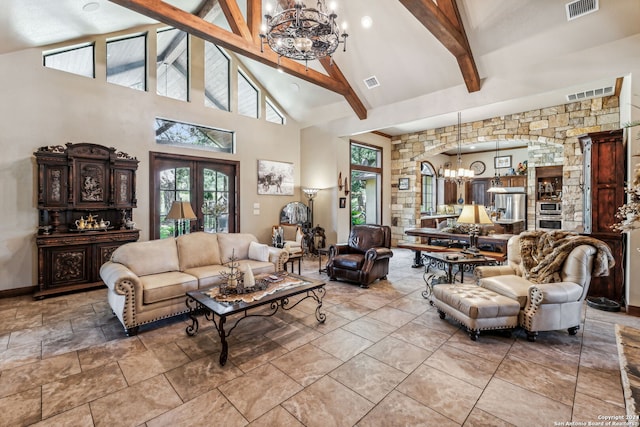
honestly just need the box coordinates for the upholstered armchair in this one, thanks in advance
[475,232,612,341]
[272,224,304,256]
[326,224,393,288]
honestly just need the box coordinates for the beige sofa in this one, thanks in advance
[100,232,289,336]
[475,233,613,341]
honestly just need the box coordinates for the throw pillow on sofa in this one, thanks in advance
[248,241,270,262]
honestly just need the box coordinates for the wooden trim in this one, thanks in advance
[627,305,640,317]
[615,76,624,98]
[0,286,38,299]
[110,0,367,119]
[399,0,480,92]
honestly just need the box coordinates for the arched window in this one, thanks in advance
[421,162,437,213]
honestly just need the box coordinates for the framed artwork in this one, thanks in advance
[339,197,346,208]
[494,155,512,169]
[257,160,294,195]
[398,178,410,190]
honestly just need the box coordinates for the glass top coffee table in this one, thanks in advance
[185,272,326,366]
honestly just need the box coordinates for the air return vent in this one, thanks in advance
[566,85,613,102]
[363,76,380,89]
[566,0,598,21]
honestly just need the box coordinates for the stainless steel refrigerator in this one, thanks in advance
[493,187,526,221]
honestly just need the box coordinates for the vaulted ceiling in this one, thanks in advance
[1,0,639,137]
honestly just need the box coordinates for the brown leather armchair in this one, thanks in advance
[326,224,393,288]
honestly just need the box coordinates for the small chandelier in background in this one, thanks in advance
[444,112,474,185]
[260,1,348,68]
[487,140,505,193]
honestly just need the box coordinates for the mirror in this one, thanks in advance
[280,202,309,226]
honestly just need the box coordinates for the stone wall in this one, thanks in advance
[391,97,620,245]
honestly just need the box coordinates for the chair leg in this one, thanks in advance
[526,331,537,342]
[467,328,479,341]
[568,326,580,335]
[437,309,446,319]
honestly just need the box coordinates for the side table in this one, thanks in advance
[317,248,329,274]
[285,253,302,275]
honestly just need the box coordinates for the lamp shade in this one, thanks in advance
[166,201,197,220]
[457,204,493,225]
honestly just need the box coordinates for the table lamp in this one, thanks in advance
[166,201,197,236]
[456,203,493,253]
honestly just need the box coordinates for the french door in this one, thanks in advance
[150,152,239,239]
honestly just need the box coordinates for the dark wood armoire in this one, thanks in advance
[579,129,626,303]
[34,143,139,298]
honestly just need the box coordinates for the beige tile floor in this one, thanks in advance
[0,248,635,426]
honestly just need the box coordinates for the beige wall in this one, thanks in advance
[0,29,301,292]
[300,128,391,246]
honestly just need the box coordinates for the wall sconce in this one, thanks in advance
[338,172,350,195]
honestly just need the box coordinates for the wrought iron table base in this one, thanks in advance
[186,287,326,366]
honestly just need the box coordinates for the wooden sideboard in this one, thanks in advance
[35,229,139,298]
[34,143,139,298]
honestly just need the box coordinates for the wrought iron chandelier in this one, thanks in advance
[260,1,348,67]
[444,112,474,184]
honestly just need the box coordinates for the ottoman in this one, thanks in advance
[432,284,520,341]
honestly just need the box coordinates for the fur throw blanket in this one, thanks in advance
[518,230,615,284]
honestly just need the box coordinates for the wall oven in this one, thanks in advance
[536,201,561,215]
[536,201,562,230]
[537,215,562,230]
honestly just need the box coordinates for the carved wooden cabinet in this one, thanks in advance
[579,129,626,303]
[34,143,139,298]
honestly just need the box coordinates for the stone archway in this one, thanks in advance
[390,97,620,244]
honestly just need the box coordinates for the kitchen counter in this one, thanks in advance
[420,214,459,228]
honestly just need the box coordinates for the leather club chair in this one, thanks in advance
[326,224,393,288]
[475,234,603,341]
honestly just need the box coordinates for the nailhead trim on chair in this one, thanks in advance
[520,286,544,332]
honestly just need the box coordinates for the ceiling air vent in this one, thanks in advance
[364,76,380,89]
[566,85,614,102]
[566,0,598,21]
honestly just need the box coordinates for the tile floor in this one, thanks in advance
[0,248,636,426]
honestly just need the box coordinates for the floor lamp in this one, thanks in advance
[303,188,319,228]
[303,188,320,254]
[166,201,197,237]
[456,203,493,253]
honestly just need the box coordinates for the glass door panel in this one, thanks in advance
[151,153,238,239]
[200,167,230,233]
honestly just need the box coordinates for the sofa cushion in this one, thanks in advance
[184,264,230,288]
[112,238,179,277]
[217,233,258,263]
[248,241,270,262]
[479,274,532,308]
[176,232,222,271]
[236,260,276,276]
[140,271,198,304]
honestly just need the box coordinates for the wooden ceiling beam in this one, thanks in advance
[274,0,366,119]
[319,57,367,120]
[399,0,480,92]
[218,0,253,41]
[246,0,263,47]
[109,0,367,119]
